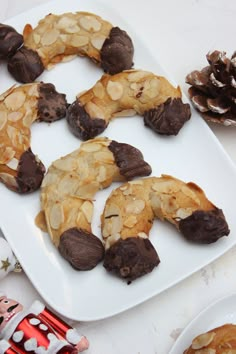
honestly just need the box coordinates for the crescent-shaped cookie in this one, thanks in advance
[67,69,191,140]
[38,137,152,270]
[7,12,134,82]
[0,82,67,193]
[101,175,229,282]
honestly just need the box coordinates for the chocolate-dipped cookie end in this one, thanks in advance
[144,97,191,135]
[38,83,67,122]
[101,27,134,75]
[8,46,44,83]
[16,148,45,193]
[104,237,160,283]
[59,228,105,270]
[179,208,230,243]
[0,24,23,59]
[67,100,107,140]
[108,140,152,179]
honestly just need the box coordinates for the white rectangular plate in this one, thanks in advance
[1,0,236,321]
[169,293,236,353]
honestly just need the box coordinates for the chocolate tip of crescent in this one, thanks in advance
[104,237,160,282]
[101,26,134,74]
[67,100,107,140]
[144,97,191,135]
[0,24,23,59]
[8,46,44,83]
[179,208,230,244]
[108,140,152,179]
[38,83,67,122]
[16,148,45,193]
[59,227,105,270]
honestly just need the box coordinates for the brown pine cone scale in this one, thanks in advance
[186,50,236,125]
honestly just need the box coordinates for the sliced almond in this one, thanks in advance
[94,150,114,164]
[53,157,78,171]
[5,91,26,111]
[57,175,80,197]
[104,203,121,218]
[41,29,60,46]
[23,112,35,127]
[97,166,107,182]
[0,147,15,164]
[111,215,122,235]
[67,34,89,47]
[92,82,105,99]
[6,157,19,170]
[0,172,17,188]
[7,125,18,146]
[159,194,177,213]
[79,16,102,32]
[151,180,180,194]
[56,16,80,33]
[150,193,163,220]
[124,215,138,228]
[91,35,106,50]
[106,80,124,100]
[8,111,23,122]
[81,141,101,152]
[175,207,193,220]
[192,332,216,350]
[127,70,150,82]
[49,203,64,230]
[138,232,148,239]
[125,199,145,214]
[81,200,93,223]
[77,182,99,199]
[0,111,7,130]
[41,171,59,188]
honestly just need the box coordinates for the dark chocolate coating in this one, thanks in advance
[66,100,107,140]
[59,227,105,270]
[8,46,44,83]
[144,97,191,135]
[179,208,230,243]
[0,24,23,59]
[38,83,67,122]
[16,148,45,193]
[101,27,134,75]
[104,237,160,283]
[108,140,152,179]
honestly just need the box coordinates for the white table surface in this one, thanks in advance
[1,0,236,353]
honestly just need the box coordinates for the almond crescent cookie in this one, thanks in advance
[0,83,67,193]
[101,175,229,282]
[38,137,152,270]
[7,12,134,83]
[184,324,236,353]
[67,69,191,140]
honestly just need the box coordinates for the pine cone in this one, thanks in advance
[186,50,236,125]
